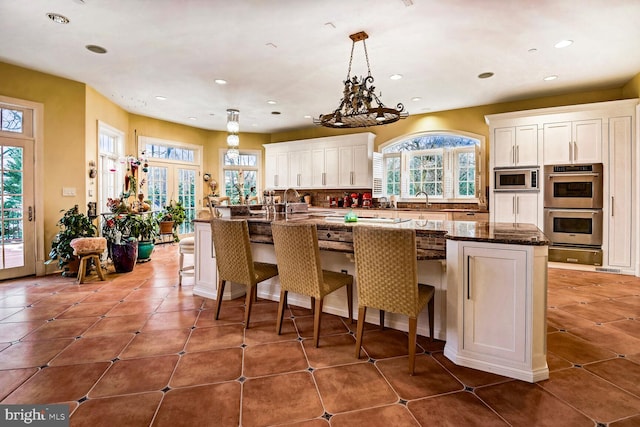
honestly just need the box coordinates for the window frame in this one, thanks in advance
[97,121,125,214]
[380,130,484,204]
[218,149,262,204]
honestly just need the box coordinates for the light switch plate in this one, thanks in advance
[62,187,76,196]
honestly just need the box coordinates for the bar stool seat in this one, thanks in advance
[70,237,107,284]
[353,227,435,375]
[210,218,278,328]
[178,236,195,285]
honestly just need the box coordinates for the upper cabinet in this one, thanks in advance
[288,149,312,188]
[543,119,602,165]
[264,132,375,190]
[264,148,289,189]
[494,125,538,167]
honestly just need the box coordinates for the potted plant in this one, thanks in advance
[46,205,97,276]
[131,213,159,262]
[101,213,139,273]
[157,200,186,242]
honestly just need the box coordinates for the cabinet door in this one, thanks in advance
[515,125,538,166]
[514,193,538,226]
[351,144,371,187]
[288,150,311,188]
[492,193,516,223]
[607,116,632,268]
[462,245,527,362]
[543,122,572,164]
[494,127,515,168]
[573,119,601,163]
[311,148,325,187]
[339,146,355,187]
[311,147,340,188]
[265,151,278,188]
[324,147,340,187]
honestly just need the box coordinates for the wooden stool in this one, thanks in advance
[178,236,195,285]
[70,237,107,284]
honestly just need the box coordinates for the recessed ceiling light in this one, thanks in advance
[214,79,227,85]
[528,48,538,53]
[46,13,70,24]
[271,111,281,115]
[543,75,558,81]
[85,45,107,54]
[411,97,421,102]
[155,96,167,101]
[389,74,403,80]
[304,115,312,119]
[554,40,573,49]
[478,72,494,79]
[267,100,277,105]
[188,117,197,120]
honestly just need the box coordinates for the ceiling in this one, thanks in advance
[1,0,640,134]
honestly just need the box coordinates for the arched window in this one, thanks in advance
[380,131,483,202]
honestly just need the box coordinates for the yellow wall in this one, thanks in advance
[0,62,86,256]
[622,71,640,98]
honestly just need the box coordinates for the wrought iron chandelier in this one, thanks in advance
[226,108,239,161]
[314,31,408,129]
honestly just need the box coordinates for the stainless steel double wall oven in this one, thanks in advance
[544,163,603,265]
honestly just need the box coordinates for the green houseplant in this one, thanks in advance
[47,205,97,276]
[157,200,186,241]
[102,213,139,273]
[131,213,159,262]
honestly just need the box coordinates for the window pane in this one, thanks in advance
[145,143,195,163]
[1,109,23,133]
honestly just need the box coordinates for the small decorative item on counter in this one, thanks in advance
[344,209,358,223]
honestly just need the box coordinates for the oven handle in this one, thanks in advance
[545,208,602,215]
[546,172,600,178]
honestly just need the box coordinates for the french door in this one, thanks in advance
[0,137,35,279]
[146,163,198,235]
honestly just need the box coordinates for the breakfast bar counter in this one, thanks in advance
[192,213,550,382]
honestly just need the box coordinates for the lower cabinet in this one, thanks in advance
[444,239,549,382]
[492,192,539,226]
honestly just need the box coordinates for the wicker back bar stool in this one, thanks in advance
[209,218,278,328]
[271,222,353,347]
[352,226,435,375]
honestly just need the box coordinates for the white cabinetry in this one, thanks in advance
[493,192,539,226]
[543,119,601,164]
[607,116,634,272]
[445,239,549,382]
[264,132,374,190]
[311,146,339,187]
[339,143,371,188]
[264,148,288,189]
[494,125,538,167]
[288,149,312,188]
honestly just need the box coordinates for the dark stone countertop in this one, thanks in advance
[195,212,550,256]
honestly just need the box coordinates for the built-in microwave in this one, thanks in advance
[494,167,539,191]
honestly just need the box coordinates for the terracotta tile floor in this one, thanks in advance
[1,243,640,426]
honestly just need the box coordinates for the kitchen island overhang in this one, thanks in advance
[192,214,549,382]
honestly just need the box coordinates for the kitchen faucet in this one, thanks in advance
[283,187,300,219]
[414,190,431,208]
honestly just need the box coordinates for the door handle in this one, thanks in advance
[466,255,471,299]
[516,145,519,164]
[28,206,33,221]
[611,196,614,217]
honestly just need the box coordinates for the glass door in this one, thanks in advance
[0,138,35,279]
[147,163,198,236]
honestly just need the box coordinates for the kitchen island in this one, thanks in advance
[192,212,549,382]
